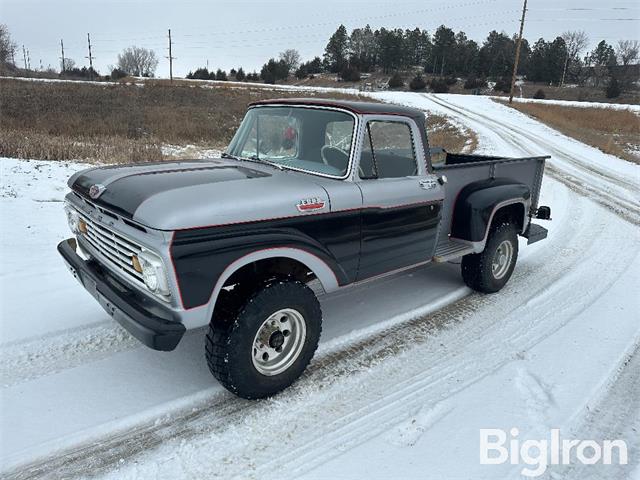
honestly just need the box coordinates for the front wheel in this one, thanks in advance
[461,221,519,293]
[205,279,322,399]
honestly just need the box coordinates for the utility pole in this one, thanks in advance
[27,49,31,70]
[167,28,175,82]
[560,52,569,87]
[86,33,95,80]
[39,59,43,71]
[22,45,27,70]
[60,39,66,73]
[509,0,528,103]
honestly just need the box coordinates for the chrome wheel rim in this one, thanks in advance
[252,308,306,376]
[491,240,514,280]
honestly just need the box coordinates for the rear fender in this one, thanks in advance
[450,178,531,247]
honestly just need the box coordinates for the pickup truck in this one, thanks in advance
[58,98,551,399]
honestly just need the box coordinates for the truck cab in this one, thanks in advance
[58,98,551,399]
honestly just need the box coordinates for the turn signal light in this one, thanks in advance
[78,218,88,234]
[131,255,143,273]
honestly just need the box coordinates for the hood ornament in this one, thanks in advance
[89,184,106,199]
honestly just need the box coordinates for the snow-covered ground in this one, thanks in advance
[1,93,639,480]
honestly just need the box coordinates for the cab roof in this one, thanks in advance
[249,98,426,121]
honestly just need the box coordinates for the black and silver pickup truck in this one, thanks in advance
[59,98,551,399]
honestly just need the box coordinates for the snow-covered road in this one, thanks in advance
[1,94,639,480]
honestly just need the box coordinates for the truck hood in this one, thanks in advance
[69,159,330,230]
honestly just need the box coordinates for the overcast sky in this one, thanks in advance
[1,0,638,77]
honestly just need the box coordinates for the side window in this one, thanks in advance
[325,120,353,151]
[359,121,418,179]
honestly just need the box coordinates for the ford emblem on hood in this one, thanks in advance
[89,184,106,199]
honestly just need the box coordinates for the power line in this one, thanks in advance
[180,0,502,39]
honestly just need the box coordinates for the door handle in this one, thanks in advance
[419,179,438,190]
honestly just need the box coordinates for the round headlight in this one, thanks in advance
[137,250,170,297]
[140,258,159,291]
[66,207,80,233]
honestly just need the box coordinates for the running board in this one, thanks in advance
[433,239,476,262]
[524,223,548,245]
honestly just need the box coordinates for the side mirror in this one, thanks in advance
[438,175,448,185]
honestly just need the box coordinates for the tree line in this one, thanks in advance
[317,25,637,88]
[2,22,638,97]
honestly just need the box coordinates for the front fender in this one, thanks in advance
[170,226,350,311]
[451,178,530,243]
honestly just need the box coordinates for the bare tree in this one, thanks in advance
[617,40,640,66]
[62,58,76,71]
[117,46,159,77]
[279,49,301,76]
[0,24,17,65]
[560,30,588,86]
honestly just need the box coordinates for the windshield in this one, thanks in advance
[226,106,356,178]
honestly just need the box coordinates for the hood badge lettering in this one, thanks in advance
[297,197,326,212]
[89,184,106,199]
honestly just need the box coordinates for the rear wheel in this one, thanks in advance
[205,279,322,399]
[461,221,518,293]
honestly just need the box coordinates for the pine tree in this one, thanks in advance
[216,69,227,81]
[409,74,426,90]
[324,25,349,73]
[605,76,621,98]
[388,72,404,88]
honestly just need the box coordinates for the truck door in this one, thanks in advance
[355,117,444,281]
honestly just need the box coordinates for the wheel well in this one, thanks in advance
[492,202,525,233]
[223,257,316,289]
[211,257,318,325]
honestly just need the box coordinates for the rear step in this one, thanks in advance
[524,223,548,245]
[433,239,476,262]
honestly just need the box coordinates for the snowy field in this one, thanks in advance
[1,93,639,479]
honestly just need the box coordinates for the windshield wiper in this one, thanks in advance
[221,152,241,161]
[222,151,285,171]
[248,155,284,170]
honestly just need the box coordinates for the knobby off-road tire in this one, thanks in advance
[205,279,322,399]
[461,221,519,293]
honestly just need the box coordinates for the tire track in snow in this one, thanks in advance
[555,344,640,480]
[0,323,139,387]
[8,177,637,480]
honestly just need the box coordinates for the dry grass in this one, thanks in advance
[0,77,474,163]
[495,83,640,105]
[501,100,640,164]
[427,115,477,154]
[0,129,163,164]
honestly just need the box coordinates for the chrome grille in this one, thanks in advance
[77,211,145,285]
